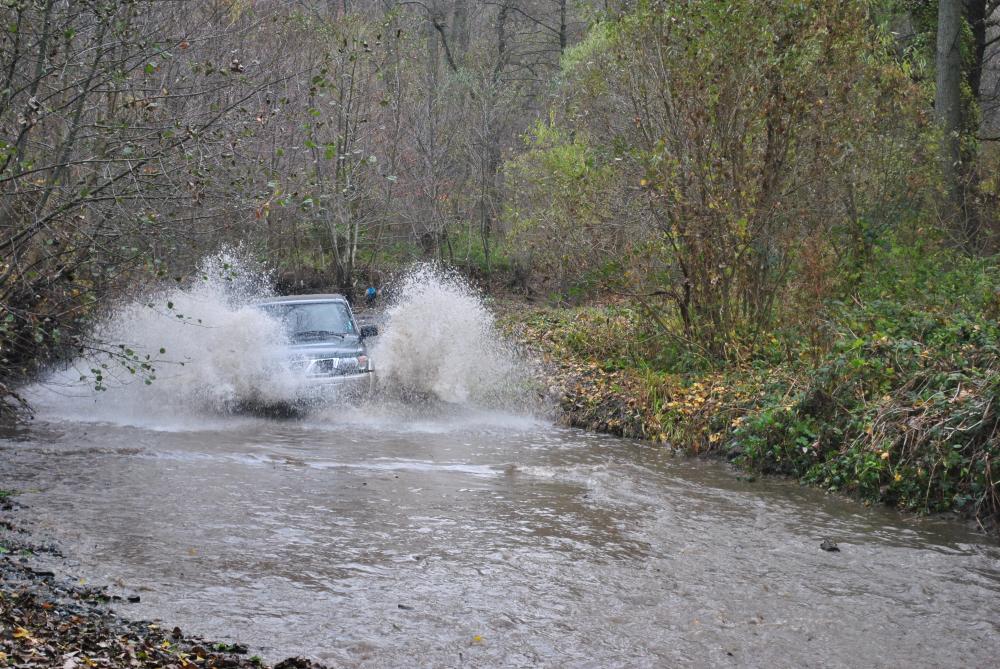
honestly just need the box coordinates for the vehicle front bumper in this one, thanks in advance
[296,370,376,401]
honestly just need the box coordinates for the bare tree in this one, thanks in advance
[0,0,283,399]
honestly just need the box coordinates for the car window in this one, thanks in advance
[260,302,355,341]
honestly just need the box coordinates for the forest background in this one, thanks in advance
[3,0,1000,528]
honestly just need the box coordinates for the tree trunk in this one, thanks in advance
[451,0,469,56]
[559,0,568,54]
[425,6,441,257]
[966,0,988,98]
[936,0,964,223]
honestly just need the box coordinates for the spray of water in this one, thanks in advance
[26,256,536,427]
[370,264,531,409]
[26,248,301,426]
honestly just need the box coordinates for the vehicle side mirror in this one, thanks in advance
[360,324,379,339]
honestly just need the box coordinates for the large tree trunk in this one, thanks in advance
[936,0,965,231]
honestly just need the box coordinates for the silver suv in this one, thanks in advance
[256,294,378,397]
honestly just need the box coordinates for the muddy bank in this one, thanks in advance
[501,305,664,441]
[1,500,322,669]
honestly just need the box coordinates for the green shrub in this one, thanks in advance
[730,252,1000,521]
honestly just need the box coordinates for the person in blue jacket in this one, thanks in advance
[365,286,377,307]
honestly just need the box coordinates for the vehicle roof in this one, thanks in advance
[256,293,349,304]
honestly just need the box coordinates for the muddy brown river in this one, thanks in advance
[4,265,999,666]
[2,405,998,668]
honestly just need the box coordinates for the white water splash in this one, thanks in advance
[25,257,536,427]
[371,265,530,408]
[25,248,302,426]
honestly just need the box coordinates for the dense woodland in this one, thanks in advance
[0,0,594,382]
[2,1,1000,522]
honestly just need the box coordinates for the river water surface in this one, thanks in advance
[2,406,999,668]
[3,262,999,667]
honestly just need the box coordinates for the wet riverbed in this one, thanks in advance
[2,405,998,668]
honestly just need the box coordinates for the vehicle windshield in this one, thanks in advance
[259,301,356,342]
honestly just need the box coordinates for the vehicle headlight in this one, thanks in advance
[310,358,340,375]
[303,355,371,376]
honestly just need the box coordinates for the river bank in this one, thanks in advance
[0,498,322,669]
[499,296,1000,536]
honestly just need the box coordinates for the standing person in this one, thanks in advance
[365,286,377,308]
